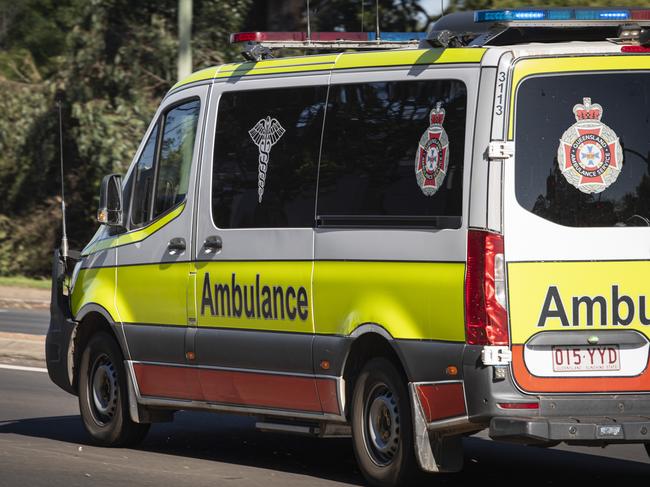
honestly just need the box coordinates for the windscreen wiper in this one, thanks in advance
[616,214,650,227]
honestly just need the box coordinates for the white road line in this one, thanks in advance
[0,363,47,373]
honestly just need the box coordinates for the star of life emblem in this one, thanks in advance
[415,102,449,197]
[557,97,623,194]
[249,116,286,203]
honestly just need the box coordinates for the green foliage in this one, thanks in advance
[0,0,82,79]
[0,0,250,277]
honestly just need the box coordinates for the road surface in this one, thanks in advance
[1,366,650,487]
[0,308,49,335]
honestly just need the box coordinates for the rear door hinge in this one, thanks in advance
[481,346,512,366]
[488,141,514,160]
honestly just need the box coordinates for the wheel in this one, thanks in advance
[351,357,420,487]
[78,332,149,446]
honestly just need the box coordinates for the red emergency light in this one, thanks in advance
[622,45,650,52]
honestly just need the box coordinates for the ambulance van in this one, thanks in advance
[47,8,650,486]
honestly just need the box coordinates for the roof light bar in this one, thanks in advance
[473,8,650,23]
[230,31,426,49]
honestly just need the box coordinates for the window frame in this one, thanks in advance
[125,96,201,231]
[207,77,470,232]
[210,85,327,230]
[127,122,161,230]
[314,77,469,230]
[512,70,650,229]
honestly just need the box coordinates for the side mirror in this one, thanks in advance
[97,174,123,226]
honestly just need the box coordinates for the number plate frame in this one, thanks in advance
[551,345,621,372]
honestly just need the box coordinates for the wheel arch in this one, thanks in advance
[72,303,128,393]
[340,323,413,420]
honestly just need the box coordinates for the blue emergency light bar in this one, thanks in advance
[367,32,427,41]
[474,8,650,23]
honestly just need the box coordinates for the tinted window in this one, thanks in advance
[153,99,200,218]
[212,86,326,228]
[317,80,467,228]
[130,124,159,227]
[515,73,650,227]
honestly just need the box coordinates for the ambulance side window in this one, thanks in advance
[128,98,200,228]
[130,123,159,227]
[153,99,200,218]
[211,86,326,229]
[316,79,467,228]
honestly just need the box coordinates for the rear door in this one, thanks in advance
[504,55,650,393]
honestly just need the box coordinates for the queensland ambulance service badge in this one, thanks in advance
[557,97,623,194]
[415,102,449,197]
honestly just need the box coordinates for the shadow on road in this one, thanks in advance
[0,412,363,485]
[2,411,650,485]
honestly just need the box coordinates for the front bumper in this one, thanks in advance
[45,249,78,395]
[491,416,650,443]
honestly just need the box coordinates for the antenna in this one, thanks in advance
[306,0,311,41]
[55,90,68,261]
[361,0,364,32]
[375,0,380,42]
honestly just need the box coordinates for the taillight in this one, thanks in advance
[497,402,539,410]
[465,230,509,345]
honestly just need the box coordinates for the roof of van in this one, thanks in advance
[170,47,486,90]
[170,40,643,92]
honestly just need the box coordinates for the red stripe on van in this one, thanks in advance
[133,363,203,400]
[416,382,466,422]
[315,378,341,415]
[199,368,323,412]
[512,345,650,393]
[134,363,339,414]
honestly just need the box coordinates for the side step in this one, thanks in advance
[255,420,351,438]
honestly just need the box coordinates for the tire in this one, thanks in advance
[78,331,149,447]
[351,357,420,487]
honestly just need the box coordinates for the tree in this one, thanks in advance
[0,0,250,276]
[244,0,431,33]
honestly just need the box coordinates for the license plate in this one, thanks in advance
[552,345,620,372]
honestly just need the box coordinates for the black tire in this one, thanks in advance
[78,331,149,447]
[351,357,420,487]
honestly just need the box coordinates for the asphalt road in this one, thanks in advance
[0,308,49,335]
[2,367,650,487]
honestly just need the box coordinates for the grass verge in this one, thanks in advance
[0,276,50,290]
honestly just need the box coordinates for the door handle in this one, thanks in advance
[167,237,186,255]
[203,235,222,254]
